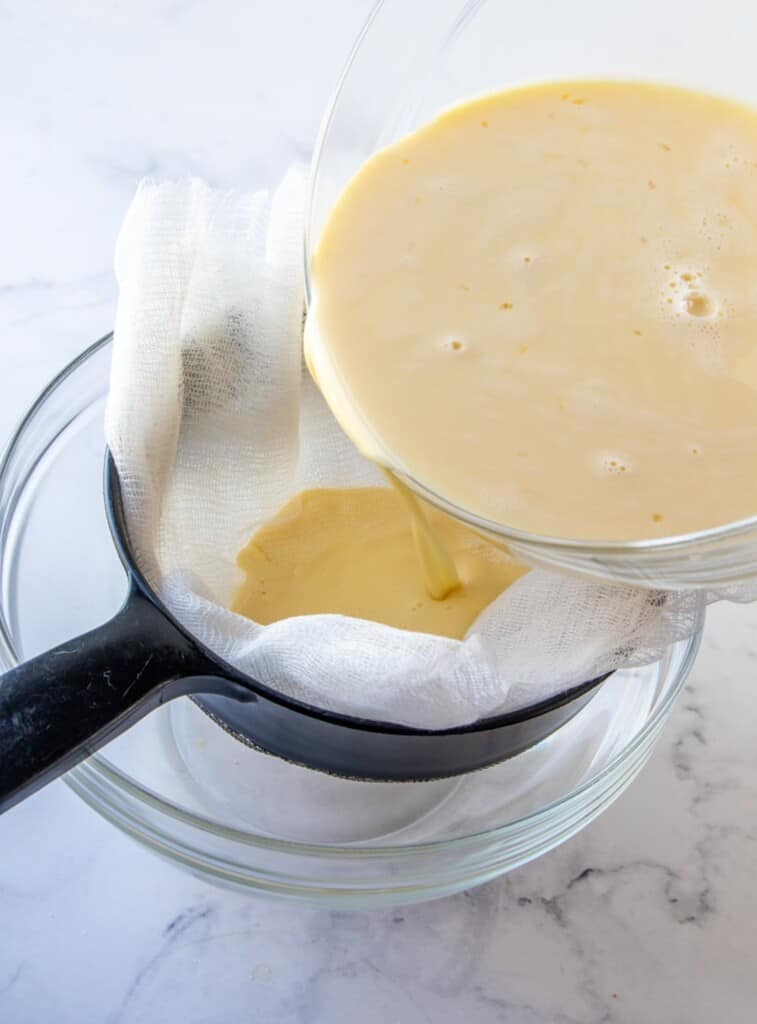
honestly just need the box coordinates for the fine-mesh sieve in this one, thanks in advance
[0,447,611,813]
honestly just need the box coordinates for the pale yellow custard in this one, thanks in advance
[231,487,527,637]
[307,80,757,541]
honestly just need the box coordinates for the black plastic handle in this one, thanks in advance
[0,585,244,814]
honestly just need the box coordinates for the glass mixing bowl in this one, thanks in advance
[0,335,702,906]
[305,0,757,590]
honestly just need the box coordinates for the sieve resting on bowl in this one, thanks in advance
[0,453,611,812]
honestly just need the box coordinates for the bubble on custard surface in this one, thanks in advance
[595,452,632,476]
[662,265,704,293]
[441,337,466,353]
[682,291,717,318]
[507,246,539,268]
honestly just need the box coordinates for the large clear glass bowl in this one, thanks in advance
[305,0,757,589]
[0,335,702,906]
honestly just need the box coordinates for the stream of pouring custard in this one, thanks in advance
[231,487,526,635]
[305,341,462,602]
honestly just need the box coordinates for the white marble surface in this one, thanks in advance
[2,2,757,1021]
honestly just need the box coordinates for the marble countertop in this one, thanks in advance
[1,2,757,1021]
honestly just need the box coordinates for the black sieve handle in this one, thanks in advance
[0,585,242,814]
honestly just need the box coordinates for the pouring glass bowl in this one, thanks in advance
[305,0,757,590]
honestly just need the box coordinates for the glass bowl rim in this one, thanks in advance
[0,332,703,857]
